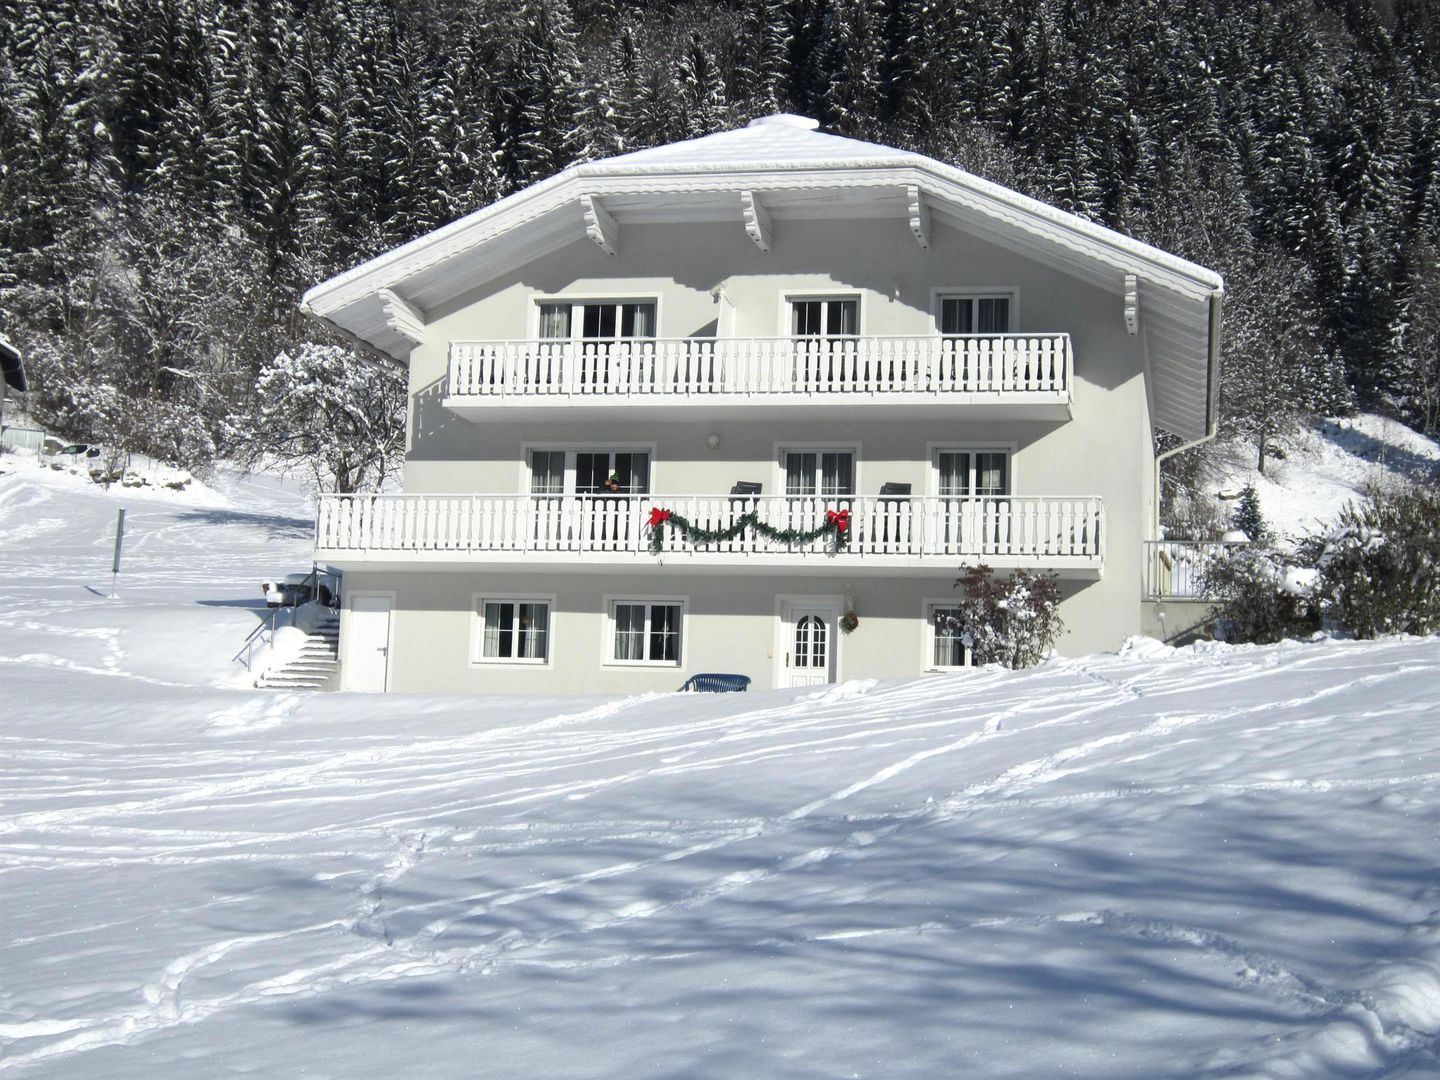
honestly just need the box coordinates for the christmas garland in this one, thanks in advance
[647,506,850,553]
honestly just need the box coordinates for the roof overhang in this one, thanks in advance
[303,150,1223,440]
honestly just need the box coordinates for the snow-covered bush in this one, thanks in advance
[1317,485,1440,638]
[938,565,1063,669]
[241,343,406,493]
[1202,545,1321,644]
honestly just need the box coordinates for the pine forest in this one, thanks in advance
[1,0,1437,490]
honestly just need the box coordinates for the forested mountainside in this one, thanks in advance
[1,0,1437,478]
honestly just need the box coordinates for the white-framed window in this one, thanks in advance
[608,599,685,665]
[789,295,859,337]
[537,299,657,340]
[783,449,856,497]
[927,603,974,670]
[474,597,552,664]
[937,293,1013,335]
[935,448,1010,497]
[528,449,651,495]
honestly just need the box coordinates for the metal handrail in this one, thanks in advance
[232,608,280,671]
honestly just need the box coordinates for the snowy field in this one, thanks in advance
[2,452,1440,1079]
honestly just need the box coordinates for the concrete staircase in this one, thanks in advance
[257,615,340,691]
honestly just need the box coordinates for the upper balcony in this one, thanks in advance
[315,492,1103,576]
[442,334,1073,422]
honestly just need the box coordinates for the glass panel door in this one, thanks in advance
[940,297,1010,335]
[976,297,1010,333]
[940,298,973,336]
[975,452,1008,496]
[791,298,858,388]
[530,450,566,546]
[538,303,571,339]
[786,609,833,687]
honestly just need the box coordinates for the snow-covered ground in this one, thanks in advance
[2,453,1439,1078]
[1208,413,1440,541]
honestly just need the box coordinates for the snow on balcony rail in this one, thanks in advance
[447,334,1071,400]
[316,493,1103,563]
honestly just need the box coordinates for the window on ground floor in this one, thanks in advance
[476,598,551,664]
[609,600,684,665]
[928,603,974,670]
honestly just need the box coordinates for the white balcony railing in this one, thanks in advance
[317,494,1103,565]
[447,334,1071,402]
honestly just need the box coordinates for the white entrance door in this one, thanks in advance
[346,594,392,692]
[784,604,836,688]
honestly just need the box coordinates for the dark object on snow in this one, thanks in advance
[679,673,751,693]
[0,337,24,394]
[261,571,339,609]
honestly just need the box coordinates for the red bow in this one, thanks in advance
[826,508,851,531]
[648,507,672,529]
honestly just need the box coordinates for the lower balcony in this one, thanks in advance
[315,494,1104,575]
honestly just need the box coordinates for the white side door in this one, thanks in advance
[783,603,837,688]
[345,593,393,692]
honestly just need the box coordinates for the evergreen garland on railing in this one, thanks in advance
[647,507,850,553]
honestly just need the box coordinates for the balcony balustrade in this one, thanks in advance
[316,493,1103,573]
[443,334,1072,419]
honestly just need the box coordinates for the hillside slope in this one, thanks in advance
[1205,413,1440,542]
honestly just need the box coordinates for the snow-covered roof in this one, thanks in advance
[303,114,1223,439]
[597,113,918,170]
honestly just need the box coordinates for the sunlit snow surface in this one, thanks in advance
[2,455,1439,1079]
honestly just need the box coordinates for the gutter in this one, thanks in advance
[1152,286,1224,536]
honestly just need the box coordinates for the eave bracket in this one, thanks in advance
[1123,274,1139,335]
[740,190,772,251]
[906,186,930,249]
[377,287,425,347]
[580,194,618,256]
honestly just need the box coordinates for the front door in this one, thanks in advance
[783,603,837,688]
[345,594,392,692]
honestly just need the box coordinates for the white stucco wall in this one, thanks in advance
[339,569,1107,695]
[334,213,1163,691]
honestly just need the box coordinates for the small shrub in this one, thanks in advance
[1202,544,1321,644]
[938,565,1064,669]
[1161,489,1229,540]
[1232,484,1268,542]
[1317,485,1440,638]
